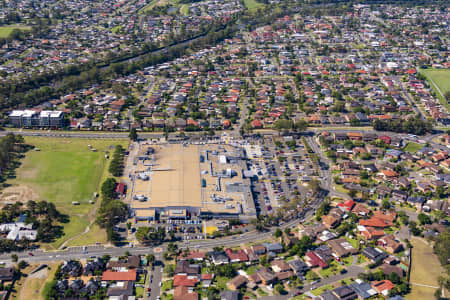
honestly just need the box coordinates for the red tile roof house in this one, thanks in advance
[359,217,393,228]
[251,119,262,129]
[225,248,248,263]
[379,135,391,145]
[373,210,396,223]
[304,251,328,268]
[377,235,403,254]
[177,250,206,261]
[359,226,385,240]
[101,270,137,281]
[174,286,199,300]
[337,200,355,212]
[115,182,126,196]
[173,275,199,287]
[372,280,395,296]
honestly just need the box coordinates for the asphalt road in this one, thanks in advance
[304,136,351,200]
[0,214,314,265]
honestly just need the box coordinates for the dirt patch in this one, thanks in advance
[28,267,48,279]
[20,168,38,179]
[0,185,39,206]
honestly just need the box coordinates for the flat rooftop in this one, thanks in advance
[149,144,201,208]
[131,143,255,216]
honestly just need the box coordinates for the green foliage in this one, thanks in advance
[97,176,128,242]
[288,236,313,257]
[382,200,391,210]
[136,227,166,245]
[274,228,282,238]
[315,200,330,220]
[434,228,450,268]
[418,213,431,225]
[0,133,27,181]
[373,116,433,135]
[129,128,138,141]
[213,264,236,278]
[108,145,125,177]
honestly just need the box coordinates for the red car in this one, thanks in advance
[28,253,34,256]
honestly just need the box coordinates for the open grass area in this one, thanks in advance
[2,137,128,249]
[16,263,58,300]
[0,25,31,38]
[246,265,259,275]
[345,237,359,249]
[257,288,268,296]
[319,260,343,278]
[311,283,334,296]
[215,276,231,290]
[243,0,264,10]
[406,238,447,300]
[404,142,423,153]
[161,279,173,292]
[180,4,189,15]
[420,68,450,111]
[136,286,144,298]
[111,25,122,33]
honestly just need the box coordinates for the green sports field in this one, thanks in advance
[420,68,450,111]
[0,25,31,38]
[404,142,423,153]
[243,0,264,10]
[2,137,128,249]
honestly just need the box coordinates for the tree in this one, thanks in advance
[445,91,450,102]
[273,119,293,134]
[274,228,282,238]
[434,228,450,267]
[308,179,322,195]
[101,178,117,199]
[315,200,330,220]
[274,283,286,295]
[382,200,391,210]
[294,119,309,132]
[418,213,432,225]
[18,260,28,270]
[136,227,150,243]
[129,128,138,141]
[11,254,18,262]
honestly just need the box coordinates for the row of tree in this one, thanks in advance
[96,178,128,242]
[0,134,28,182]
[373,116,433,135]
[108,145,125,177]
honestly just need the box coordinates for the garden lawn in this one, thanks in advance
[161,280,173,292]
[0,25,31,38]
[257,288,268,296]
[404,142,423,153]
[135,287,144,298]
[406,238,447,300]
[345,237,359,249]
[7,137,128,249]
[311,284,334,296]
[180,4,189,15]
[246,265,259,275]
[215,276,231,290]
[420,68,450,111]
[243,0,264,10]
[18,263,59,300]
[318,261,343,278]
